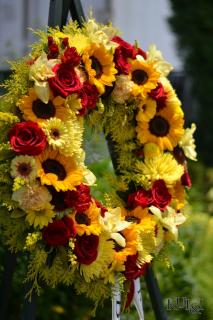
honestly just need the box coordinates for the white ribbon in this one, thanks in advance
[111,277,144,320]
[133,278,145,320]
[112,276,121,320]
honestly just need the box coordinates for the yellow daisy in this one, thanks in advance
[135,145,184,188]
[18,88,70,124]
[36,148,83,192]
[72,201,102,236]
[82,43,117,94]
[25,203,55,229]
[130,59,160,98]
[136,103,184,151]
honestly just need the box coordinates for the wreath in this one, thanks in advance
[0,18,197,317]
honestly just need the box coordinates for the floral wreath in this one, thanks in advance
[0,19,197,318]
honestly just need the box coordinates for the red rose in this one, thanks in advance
[8,121,46,155]
[79,81,99,116]
[48,43,59,59]
[64,183,91,213]
[173,146,186,164]
[149,83,167,111]
[94,199,107,217]
[61,47,81,67]
[112,36,137,58]
[48,63,82,97]
[112,36,137,74]
[124,254,149,280]
[42,217,76,247]
[74,234,99,265]
[62,37,69,48]
[112,36,146,74]
[48,36,54,46]
[152,180,172,211]
[181,171,192,188]
[128,188,153,209]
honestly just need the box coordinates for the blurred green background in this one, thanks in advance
[0,0,213,319]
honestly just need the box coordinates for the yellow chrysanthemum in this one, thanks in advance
[82,43,117,94]
[78,233,114,282]
[18,88,71,124]
[136,102,184,151]
[130,59,160,98]
[113,227,138,271]
[36,148,83,192]
[135,146,184,188]
[41,117,84,159]
[72,202,102,236]
[25,203,55,229]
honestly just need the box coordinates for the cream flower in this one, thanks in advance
[12,182,52,212]
[149,205,186,241]
[146,44,173,77]
[10,155,38,181]
[29,52,58,103]
[99,207,131,247]
[112,75,134,104]
[85,19,117,51]
[178,123,197,161]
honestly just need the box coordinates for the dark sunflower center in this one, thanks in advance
[32,99,56,119]
[42,159,66,180]
[91,56,103,79]
[125,216,140,224]
[48,187,68,211]
[75,213,91,226]
[149,115,170,137]
[51,128,60,139]
[18,163,32,176]
[132,70,148,85]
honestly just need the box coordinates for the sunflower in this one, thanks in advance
[113,226,138,272]
[18,88,70,124]
[123,206,155,227]
[129,58,160,98]
[169,181,186,210]
[78,233,114,283]
[72,201,102,236]
[36,148,83,192]
[160,77,183,116]
[25,203,55,229]
[82,43,117,94]
[136,98,157,122]
[135,146,184,188]
[136,102,184,151]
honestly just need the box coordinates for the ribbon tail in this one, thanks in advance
[112,277,121,320]
[133,278,145,320]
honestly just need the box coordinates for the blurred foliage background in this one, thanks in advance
[0,0,213,319]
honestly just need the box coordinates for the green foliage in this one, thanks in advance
[168,0,213,165]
